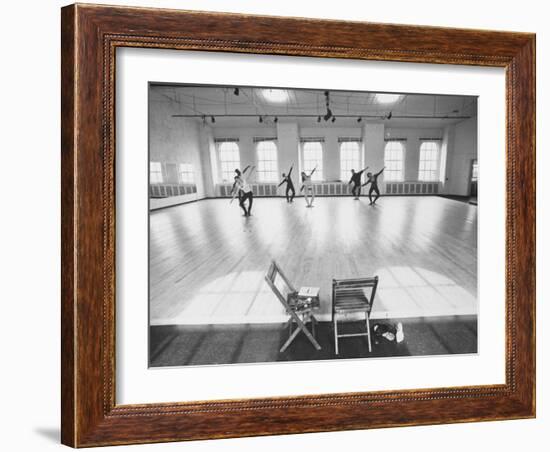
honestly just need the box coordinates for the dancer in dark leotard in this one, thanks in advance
[278,165,295,202]
[348,166,369,200]
[362,167,385,205]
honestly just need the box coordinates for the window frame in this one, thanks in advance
[471,159,479,181]
[301,140,324,181]
[339,140,362,181]
[217,140,241,183]
[255,139,279,183]
[418,140,440,182]
[149,161,163,184]
[178,163,195,184]
[384,140,405,182]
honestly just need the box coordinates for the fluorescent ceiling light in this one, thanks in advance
[262,89,289,103]
[375,93,402,104]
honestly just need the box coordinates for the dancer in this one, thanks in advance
[278,165,296,203]
[231,165,255,216]
[230,165,250,204]
[362,167,385,205]
[300,166,317,207]
[348,166,369,200]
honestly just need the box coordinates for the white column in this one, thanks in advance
[362,122,385,172]
[276,122,299,180]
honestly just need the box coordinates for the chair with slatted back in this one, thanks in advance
[265,261,321,353]
[332,276,379,354]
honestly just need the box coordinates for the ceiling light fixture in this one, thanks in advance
[375,93,402,104]
[262,89,289,103]
[323,90,333,121]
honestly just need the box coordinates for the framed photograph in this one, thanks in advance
[61,3,535,447]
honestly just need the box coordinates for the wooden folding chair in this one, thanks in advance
[265,261,321,353]
[332,276,379,354]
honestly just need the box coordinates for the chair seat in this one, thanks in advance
[288,293,320,311]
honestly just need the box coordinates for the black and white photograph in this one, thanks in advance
[148,84,478,367]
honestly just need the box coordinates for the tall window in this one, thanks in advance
[384,141,405,181]
[339,140,361,181]
[302,141,323,181]
[471,160,478,181]
[178,163,194,184]
[217,141,240,182]
[418,141,440,181]
[256,140,279,182]
[150,161,163,184]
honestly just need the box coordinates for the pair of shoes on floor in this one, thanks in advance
[373,322,404,343]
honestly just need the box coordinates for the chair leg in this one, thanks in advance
[283,316,292,329]
[280,324,302,353]
[283,314,297,347]
[281,311,322,352]
[365,312,372,353]
[334,314,339,355]
[300,316,322,350]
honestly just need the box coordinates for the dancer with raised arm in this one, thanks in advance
[300,166,317,208]
[231,165,255,216]
[362,167,385,205]
[230,165,250,206]
[348,166,369,200]
[278,165,296,203]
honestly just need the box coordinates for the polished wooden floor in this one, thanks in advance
[149,196,477,326]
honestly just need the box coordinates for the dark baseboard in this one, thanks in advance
[149,196,205,212]
[438,195,476,204]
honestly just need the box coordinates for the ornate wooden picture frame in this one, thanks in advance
[61,3,535,447]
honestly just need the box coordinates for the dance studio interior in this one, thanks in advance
[148,84,478,367]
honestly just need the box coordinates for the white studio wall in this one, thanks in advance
[299,126,363,180]
[149,98,211,208]
[149,110,477,209]
[212,125,278,178]
[447,117,478,196]
[276,122,299,177]
[384,127,443,182]
[211,123,449,184]
[363,122,386,174]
